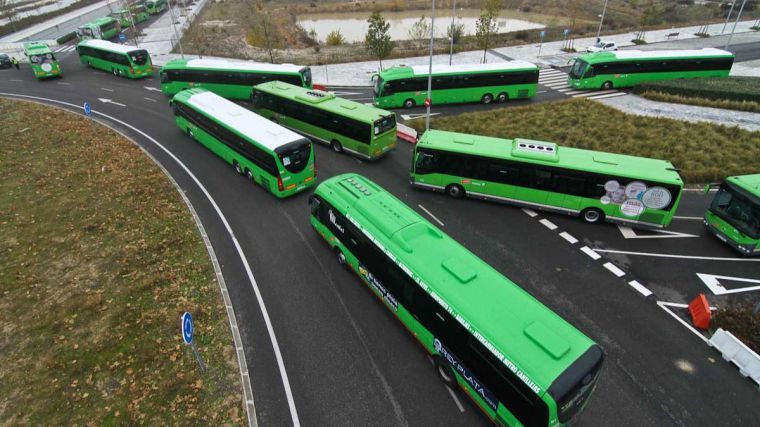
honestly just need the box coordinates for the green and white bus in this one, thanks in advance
[704,174,760,256]
[310,173,604,426]
[568,48,734,90]
[373,62,540,109]
[171,88,316,198]
[252,81,397,160]
[77,39,153,78]
[23,42,61,79]
[76,17,120,40]
[160,58,313,100]
[411,130,684,228]
[145,0,167,14]
[110,6,149,27]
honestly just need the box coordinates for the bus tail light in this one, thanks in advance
[277,176,284,192]
[130,66,134,74]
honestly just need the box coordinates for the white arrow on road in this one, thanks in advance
[617,225,699,239]
[401,112,441,121]
[144,86,162,92]
[98,98,126,107]
[697,273,760,295]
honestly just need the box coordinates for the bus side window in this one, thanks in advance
[415,151,437,174]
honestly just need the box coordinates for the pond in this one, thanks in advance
[298,9,545,43]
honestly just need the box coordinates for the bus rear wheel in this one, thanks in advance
[581,208,604,224]
[233,161,243,175]
[331,140,343,153]
[434,355,455,386]
[497,92,508,103]
[187,128,194,139]
[403,99,416,109]
[112,68,119,76]
[601,81,613,90]
[481,93,494,104]
[245,168,254,181]
[335,248,347,266]
[445,184,465,199]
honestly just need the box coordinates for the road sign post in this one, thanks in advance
[119,32,126,44]
[181,312,206,371]
[538,30,546,56]
[83,102,91,117]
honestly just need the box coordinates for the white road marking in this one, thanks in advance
[9,79,23,82]
[521,208,538,217]
[401,112,441,121]
[587,92,629,100]
[56,82,70,85]
[538,77,568,84]
[446,386,465,413]
[563,90,587,95]
[603,262,626,277]
[100,87,114,92]
[144,86,162,92]
[674,216,703,220]
[556,88,575,92]
[144,97,157,102]
[592,249,760,262]
[628,280,653,297]
[581,246,601,260]
[617,225,699,239]
[559,232,578,244]
[536,90,547,94]
[418,204,444,227]
[657,301,710,344]
[539,218,558,230]
[696,273,760,295]
[0,92,300,426]
[572,89,617,98]
[97,97,126,107]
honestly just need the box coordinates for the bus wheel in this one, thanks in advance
[481,93,494,104]
[497,92,508,103]
[403,99,415,109]
[335,248,347,266]
[331,140,343,153]
[581,208,604,224]
[601,81,613,90]
[245,169,254,181]
[187,128,194,139]
[434,355,455,386]
[112,68,119,76]
[445,184,465,199]
[233,161,243,175]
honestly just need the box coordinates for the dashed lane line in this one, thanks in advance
[603,262,626,277]
[539,218,558,230]
[522,208,538,217]
[144,97,157,102]
[628,280,653,297]
[559,232,578,244]
[581,246,602,260]
[101,87,114,92]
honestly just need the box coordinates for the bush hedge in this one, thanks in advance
[632,77,760,103]
[55,31,77,45]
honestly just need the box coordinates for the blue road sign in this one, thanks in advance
[119,33,126,43]
[182,312,193,344]
[540,30,546,39]
[83,102,91,116]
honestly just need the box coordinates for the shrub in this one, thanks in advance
[55,31,77,45]
[633,77,760,103]
[325,29,346,46]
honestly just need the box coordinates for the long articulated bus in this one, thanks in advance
[145,0,167,14]
[76,17,120,40]
[568,48,734,90]
[110,6,149,27]
[23,41,61,79]
[159,58,313,99]
[171,88,316,198]
[310,173,604,426]
[373,62,539,109]
[252,81,397,160]
[411,130,684,228]
[704,174,760,256]
[77,39,153,78]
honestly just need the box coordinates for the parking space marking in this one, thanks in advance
[581,246,602,260]
[603,262,626,277]
[522,208,538,217]
[593,249,760,262]
[418,204,444,227]
[559,232,578,244]
[445,386,465,413]
[539,219,558,230]
[628,280,653,297]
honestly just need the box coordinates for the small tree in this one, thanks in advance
[365,10,393,71]
[245,0,279,63]
[446,21,465,45]
[325,29,346,46]
[407,15,430,50]
[475,0,501,63]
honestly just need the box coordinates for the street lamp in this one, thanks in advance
[448,0,456,66]
[596,0,609,39]
[725,0,748,49]
[426,0,436,131]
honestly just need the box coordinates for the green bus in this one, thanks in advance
[76,39,153,78]
[411,130,684,228]
[310,173,604,426]
[568,48,734,90]
[76,17,120,40]
[110,6,149,27]
[160,58,313,100]
[252,81,397,160]
[373,62,539,109]
[145,0,167,14]
[704,174,760,256]
[171,88,316,198]
[23,42,61,79]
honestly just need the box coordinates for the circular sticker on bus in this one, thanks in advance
[620,199,645,217]
[604,180,620,192]
[41,63,52,72]
[600,195,611,205]
[611,189,626,204]
[642,186,672,209]
[624,181,647,199]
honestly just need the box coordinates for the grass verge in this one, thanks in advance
[633,77,760,104]
[410,98,760,183]
[637,90,760,113]
[0,98,244,424]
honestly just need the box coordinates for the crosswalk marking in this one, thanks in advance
[572,89,618,98]
[54,45,76,53]
[539,68,626,100]
[586,92,629,100]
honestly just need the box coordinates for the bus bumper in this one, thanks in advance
[704,219,760,256]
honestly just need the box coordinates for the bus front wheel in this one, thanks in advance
[187,128,194,139]
[581,208,605,224]
[245,168,254,181]
[445,184,465,199]
[112,68,119,76]
[481,93,494,104]
[335,248,347,267]
[434,355,456,386]
[601,81,613,90]
[331,140,343,153]
[403,99,416,109]
[233,161,243,175]
[497,92,508,103]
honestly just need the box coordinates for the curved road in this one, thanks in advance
[2,52,759,426]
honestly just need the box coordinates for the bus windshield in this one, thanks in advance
[276,140,311,173]
[374,114,395,135]
[128,50,149,65]
[711,184,760,239]
[373,77,383,97]
[568,59,588,79]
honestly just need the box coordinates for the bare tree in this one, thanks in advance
[0,0,20,33]
[245,0,279,63]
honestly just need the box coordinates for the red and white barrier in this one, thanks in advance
[397,123,418,144]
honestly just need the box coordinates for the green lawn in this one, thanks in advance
[0,98,244,424]
[633,77,760,113]
[411,98,760,183]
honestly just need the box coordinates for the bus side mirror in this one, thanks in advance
[370,74,378,83]
[704,182,720,193]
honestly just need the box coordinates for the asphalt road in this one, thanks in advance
[2,52,759,426]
